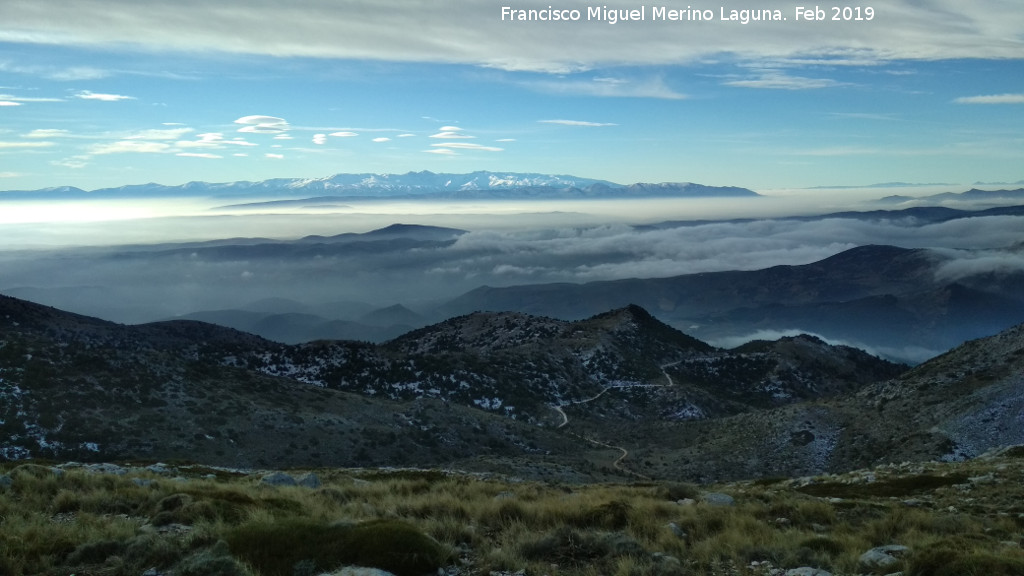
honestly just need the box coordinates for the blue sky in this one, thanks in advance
[2,0,1023,192]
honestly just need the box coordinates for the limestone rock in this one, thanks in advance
[859,545,910,569]
[785,568,833,576]
[261,472,297,486]
[701,492,735,506]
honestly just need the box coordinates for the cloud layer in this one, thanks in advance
[4,1,1022,72]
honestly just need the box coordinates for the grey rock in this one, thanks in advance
[297,472,322,488]
[969,473,996,485]
[132,478,153,487]
[261,472,297,486]
[0,474,12,489]
[702,492,735,506]
[859,545,910,569]
[318,568,397,576]
[84,463,128,475]
[785,568,833,576]
[651,552,681,565]
[667,522,687,539]
[676,498,696,506]
[145,463,172,475]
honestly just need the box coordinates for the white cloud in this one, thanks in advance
[539,119,617,127]
[954,93,1024,104]
[439,125,462,131]
[0,141,54,148]
[0,94,64,103]
[397,133,416,138]
[24,129,70,138]
[51,157,89,168]
[89,140,171,154]
[0,101,22,106]
[524,76,686,99]
[76,90,135,101]
[0,171,21,178]
[430,131,474,139]
[723,71,845,90]
[177,152,222,159]
[265,153,284,159]
[372,137,391,143]
[424,148,458,155]
[126,127,193,140]
[430,142,502,151]
[330,131,359,137]
[235,115,290,134]
[496,138,516,142]
[2,2,1022,74]
[312,133,327,145]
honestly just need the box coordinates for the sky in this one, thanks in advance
[2,0,1023,192]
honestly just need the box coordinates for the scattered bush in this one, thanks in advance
[226,517,450,576]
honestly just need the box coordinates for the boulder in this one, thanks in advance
[297,472,322,489]
[701,492,735,506]
[261,472,297,487]
[318,568,397,576]
[859,545,910,570]
[785,568,833,576]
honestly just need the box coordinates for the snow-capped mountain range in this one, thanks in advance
[1,171,759,200]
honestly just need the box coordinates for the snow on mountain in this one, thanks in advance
[1,171,760,200]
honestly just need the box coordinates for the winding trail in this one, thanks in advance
[549,361,682,479]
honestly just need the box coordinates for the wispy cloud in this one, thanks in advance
[75,90,135,101]
[429,142,502,152]
[126,127,193,140]
[2,2,1021,73]
[0,141,55,149]
[954,93,1024,104]
[312,134,327,145]
[524,76,686,99]
[23,129,71,138]
[0,101,21,107]
[176,152,222,159]
[372,137,391,143]
[430,131,474,139]
[330,131,359,138]
[724,71,845,90]
[89,140,171,154]
[265,153,284,159]
[0,93,64,103]
[539,120,617,127]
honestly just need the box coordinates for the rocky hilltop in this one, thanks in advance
[1,294,1021,482]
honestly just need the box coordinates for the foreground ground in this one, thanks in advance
[2,448,1024,576]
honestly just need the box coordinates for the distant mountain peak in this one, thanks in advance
[2,171,760,201]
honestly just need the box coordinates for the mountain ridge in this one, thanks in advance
[0,170,759,201]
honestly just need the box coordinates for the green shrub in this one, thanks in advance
[797,474,968,498]
[226,518,451,576]
[519,526,645,567]
[581,499,633,530]
[66,539,123,565]
[907,543,1024,576]
[177,541,253,576]
[660,482,700,501]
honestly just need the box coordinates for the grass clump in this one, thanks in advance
[906,541,1024,576]
[226,517,451,576]
[519,525,645,568]
[796,473,968,499]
